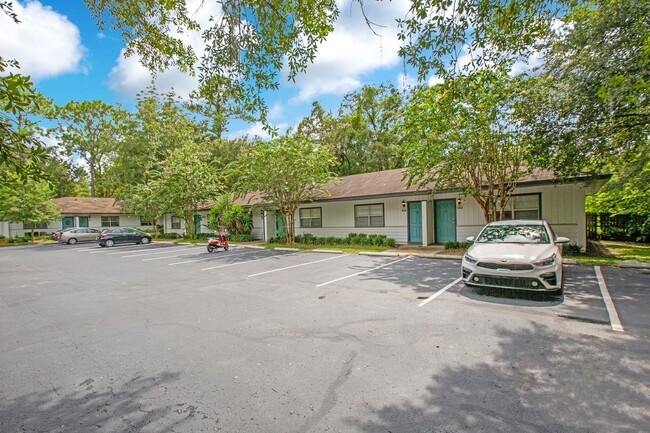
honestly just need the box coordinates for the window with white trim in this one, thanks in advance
[171,216,182,230]
[101,216,120,227]
[22,222,48,229]
[140,216,151,226]
[355,204,384,227]
[299,207,322,228]
[498,193,541,220]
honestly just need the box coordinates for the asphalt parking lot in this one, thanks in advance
[1,242,649,433]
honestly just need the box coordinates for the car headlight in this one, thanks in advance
[464,253,478,264]
[533,253,556,267]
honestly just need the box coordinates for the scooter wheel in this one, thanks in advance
[224,244,229,251]
[207,246,214,253]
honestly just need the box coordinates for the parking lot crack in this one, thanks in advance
[295,350,357,433]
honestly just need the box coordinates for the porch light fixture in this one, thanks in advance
[401,200,406,211]
[456,197,464,206]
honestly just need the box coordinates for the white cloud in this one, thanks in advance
[227,121,289,141]
[396,73,418,93]
[287,0,411,102]
[106,0,221,100]
[268,101,284,120]
[0,1,86,80]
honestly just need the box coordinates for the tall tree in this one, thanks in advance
[528,0,650,214]
[119,182,166,237]
[233,135,336,244]
[402,70,531,222]
[55,100,127,197]
[0,174,61,241]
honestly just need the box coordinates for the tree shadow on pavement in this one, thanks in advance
[0,371,217,433]
[346,323,649,433]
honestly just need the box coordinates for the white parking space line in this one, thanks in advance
[248,254,345,277]
[594,266,624,332]
[316,256,411,287]
[418,277,462,307]
[143,252,203,261]
[86,244,145,253]
[169,249,259,266]
[100,245,187,256]
[202,253,293,271]
[120,246,196,258]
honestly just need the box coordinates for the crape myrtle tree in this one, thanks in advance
[150,142,223,240]
[233,135,336,244]
[0,173,61,241]
[401,70,531,223]
[118,182,166,237]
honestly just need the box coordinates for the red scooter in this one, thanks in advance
[207,233,229,253]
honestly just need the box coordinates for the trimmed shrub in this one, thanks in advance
[444,241,472,250]
[229,234,255,242]
[562,243,583,255]
[156,233,182,239]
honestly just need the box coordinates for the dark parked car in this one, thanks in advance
[97,227,152,247]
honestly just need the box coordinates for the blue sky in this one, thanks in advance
[2,0,434,139]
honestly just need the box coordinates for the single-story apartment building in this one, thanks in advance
[0,168,608,249]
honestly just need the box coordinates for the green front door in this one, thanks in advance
[194,215,201,235]
[408,201,423,243]
[78,216,89,228]
[435,199,456,243]
[62,216,74,229]
[275,211,285,239]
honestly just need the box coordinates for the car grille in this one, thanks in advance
[477,262,534,271]
[473,275,541,290]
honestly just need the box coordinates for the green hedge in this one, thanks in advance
[562,243,583,255]
[278,233,396,247]
[444,241,472,250]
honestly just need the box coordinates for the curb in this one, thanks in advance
[359,251,400,257]
[240,245,266,250]
[274,247,301,252]
[619,262,650,269]
[311,249,344,254]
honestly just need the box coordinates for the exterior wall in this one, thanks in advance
[162,211,211,236]
[452,182,587,248]
[294,195,429,245]
[5,214,151,238]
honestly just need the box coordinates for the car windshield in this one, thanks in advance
[476,224,550,244]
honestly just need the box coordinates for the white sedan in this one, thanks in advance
[461,220,569,294]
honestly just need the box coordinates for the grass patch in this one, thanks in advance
[565,240,650,266]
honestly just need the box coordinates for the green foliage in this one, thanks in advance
[402,70,531,223]
[208,194,253,234]
[85,0,339,127]
[562,243,584,256]
[229,234,255,242]
[398,0,567,80]
[54,100,128,197]
[0,57,51,184]
[119,182,166,237]
[150,142,223,239]
[233,135,336,244]
[0,173,61,241]
[444,241,472,250]
[292,233,396,247]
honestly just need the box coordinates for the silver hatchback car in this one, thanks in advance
[59,228,102,244]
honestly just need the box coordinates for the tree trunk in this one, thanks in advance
[183,211,195,240]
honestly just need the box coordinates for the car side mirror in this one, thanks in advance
[466,236,475,243]
[555,236,570,244]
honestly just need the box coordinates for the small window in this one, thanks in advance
[300,207,322,228]
[23,222,48,229]
[496,194,541,221]
[101,216,120,227]
[355,204,384,228]
[171,216,182,230]
[140,216,151,226]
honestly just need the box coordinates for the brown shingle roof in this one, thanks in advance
[53,197,123,214]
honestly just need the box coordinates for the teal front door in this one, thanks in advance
[62,216,74,229]
[78,216,89,228]
[435,199,456,243]
[194,215,201,235]
[408,201,422,243]
[275,211,285,239]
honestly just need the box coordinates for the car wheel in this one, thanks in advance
[67,238,77,245]
[105,239,115,247]
[140,237,150,244]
